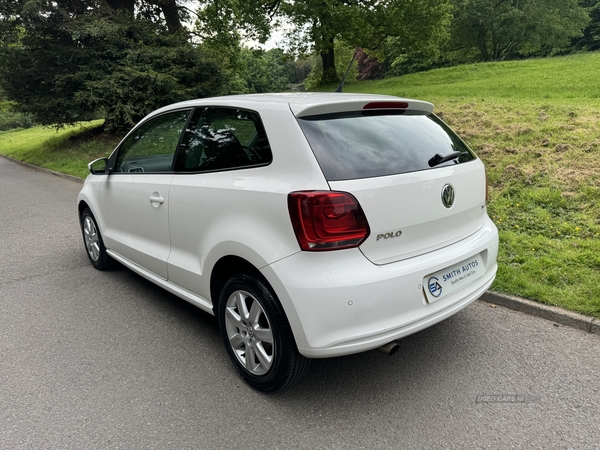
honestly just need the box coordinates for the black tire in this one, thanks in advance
[80,207,112,270]
[218,273,310,392]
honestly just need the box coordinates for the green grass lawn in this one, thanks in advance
[0,120,118,179]
[332,51,600,103]
[1,52,599,317]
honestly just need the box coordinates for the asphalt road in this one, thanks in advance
[1,156,599,449]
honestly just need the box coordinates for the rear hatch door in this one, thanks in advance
[330,163,486,265]
[292,96,487,265]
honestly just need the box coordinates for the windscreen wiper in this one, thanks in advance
[428,151,468,168]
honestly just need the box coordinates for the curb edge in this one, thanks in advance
[480,291,599,336]
[0,153,84,184]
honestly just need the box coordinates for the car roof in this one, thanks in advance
[149,92,434,120]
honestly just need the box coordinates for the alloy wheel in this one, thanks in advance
[224,290,274,376]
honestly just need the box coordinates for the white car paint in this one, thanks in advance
[78,92,499,360]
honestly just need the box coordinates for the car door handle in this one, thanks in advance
[149,194,164,204]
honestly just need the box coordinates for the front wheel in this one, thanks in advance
[80,207,112,270]
[218,274,310,392]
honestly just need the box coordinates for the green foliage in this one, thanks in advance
[378,0,452,76]
[0,108,34,131]
[194,0,452,85]
[0,93,35,131]
[286,57,314,85]
[281,0,453,83]
[303,69,322,91]
[335,43,359,81]
[574,0,600,51]
[304,41,359,90]
[74,25,228,131]
[0,1,227,132]
[448,0,590,62]
[194,0,274,48]
[238,48,290,93]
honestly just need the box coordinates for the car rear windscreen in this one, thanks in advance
[296,111,476,181]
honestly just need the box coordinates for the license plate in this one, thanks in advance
[424,254,485,304]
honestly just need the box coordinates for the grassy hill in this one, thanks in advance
[331,51,600,102]
[1,52,599,317]
[0,120,116,179]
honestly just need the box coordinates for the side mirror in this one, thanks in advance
[88,157,111,175]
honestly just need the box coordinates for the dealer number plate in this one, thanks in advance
[424,254,485,304]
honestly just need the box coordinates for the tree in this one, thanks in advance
[194,0,452,84]
[574,0,600,51]
[277,0,374,83]
[449,0,590,62]
[0,87,35,131]
[238,47,290,93]
[194,0,275,50]
[286,57,314,85]
[355,48,384,81]
[0,0,226,131]
[104,0,183,32]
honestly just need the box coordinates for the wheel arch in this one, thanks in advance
[78,200,90,220]
[209,254,306,351]
[209,255,265,315]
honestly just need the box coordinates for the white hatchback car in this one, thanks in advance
[78,93,498,391]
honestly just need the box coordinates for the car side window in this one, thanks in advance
[174,107,272,173]
[115,110,191,173]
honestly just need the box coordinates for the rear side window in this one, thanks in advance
[297,112,476,181]
[174,107,272,172]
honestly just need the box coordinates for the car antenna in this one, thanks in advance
[334,50,357,93]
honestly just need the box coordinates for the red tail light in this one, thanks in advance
[288,191,370,251]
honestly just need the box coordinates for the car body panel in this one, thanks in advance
[77,92,499,361]
[330,160,487,265]
[98,173,173,279]
[106,248,215,312]
[289,94,434,117]
[165,100,330,299]
[166,173,304,298]
[262,215,498,357]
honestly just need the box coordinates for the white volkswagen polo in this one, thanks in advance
[78,93,498,391]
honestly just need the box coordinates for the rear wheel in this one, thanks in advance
[218,273,310,392]
[80,207,112,270]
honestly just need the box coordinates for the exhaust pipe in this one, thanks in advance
[377,341,400,356]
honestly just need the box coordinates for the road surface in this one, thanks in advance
[1,156,599,449]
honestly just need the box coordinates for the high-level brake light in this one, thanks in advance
[363,102,409,110]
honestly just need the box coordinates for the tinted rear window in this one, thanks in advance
[296,112,476,181]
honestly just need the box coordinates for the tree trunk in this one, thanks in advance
[477,24,490,61]
[320,37,338,84]
[154,0,183,34]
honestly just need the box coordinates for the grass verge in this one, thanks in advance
[0,120,117,179]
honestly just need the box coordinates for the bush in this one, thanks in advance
[0,106,35,131]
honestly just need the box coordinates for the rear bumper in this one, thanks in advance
[261,216,498,358]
